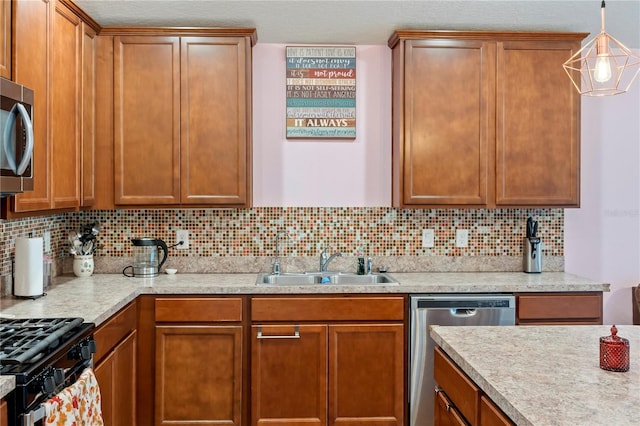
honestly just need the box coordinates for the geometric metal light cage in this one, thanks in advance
[563,1,640,96]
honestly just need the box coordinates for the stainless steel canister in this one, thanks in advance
[523,237,542,273]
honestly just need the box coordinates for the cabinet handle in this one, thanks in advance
[256,325,300,339]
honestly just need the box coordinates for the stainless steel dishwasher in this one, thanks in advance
[409,294,516,426]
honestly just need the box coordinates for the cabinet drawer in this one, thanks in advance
[480,395,514,426]
[155,297,243,322]
[434,347,480,425]
[435,390,467,426]
[516,293,602,324]
[94,302,137,363]
[251,296,405,322]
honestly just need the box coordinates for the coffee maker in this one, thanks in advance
[123,238,169,277]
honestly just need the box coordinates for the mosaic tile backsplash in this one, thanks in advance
[1,207,563,278]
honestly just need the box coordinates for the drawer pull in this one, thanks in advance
[257,325,300,339]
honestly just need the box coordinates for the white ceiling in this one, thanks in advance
[74,0,640,47]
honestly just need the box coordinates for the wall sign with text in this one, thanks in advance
[286,46,356,139]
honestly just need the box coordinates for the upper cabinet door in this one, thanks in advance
[495,39,581,207]
[180,37,251,206]
[0,0,10,78]
[81,23,97,207]
[394,39,495,206]
[114,36,181,205]
[51,1,81,209]
[12,0,52,212]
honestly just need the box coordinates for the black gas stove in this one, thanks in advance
[0,317,95,426]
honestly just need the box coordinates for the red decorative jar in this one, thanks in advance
[599,325,630,372]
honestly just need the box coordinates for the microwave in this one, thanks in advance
[1,77,34,197]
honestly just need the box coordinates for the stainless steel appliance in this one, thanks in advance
[0,317,96,425]
[122,237,169,277]
[1,78,34,197]
[409,294,516,426]
[524,217,542,273]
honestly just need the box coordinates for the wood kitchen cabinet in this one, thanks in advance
[94,301,137,426]
[8,0,51,213]
[98,28,255,207]
[113,35,180,205]
[154,297,244,426]
[0,398,7,426]
[81,22,97,207]
[516,292,603,325]
[0,0,10,78]
[3,0,99,216]
[434,389,467,426]
[50,0,81,209]
[389,31,586,208]
[434,347,514,426]
[251,296,406,425]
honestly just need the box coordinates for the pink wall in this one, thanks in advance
[565,60,640,324]
[252,44,391,206]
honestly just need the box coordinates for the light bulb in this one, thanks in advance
[594,54,612,83]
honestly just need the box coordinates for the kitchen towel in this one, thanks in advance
[43,367,104,426]
[14,237,44,298]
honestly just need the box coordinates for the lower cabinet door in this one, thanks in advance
[480,396,514,426]
[0,398,7,426]
[155,325,242,426]
[329,324,405,426]
[94,330,137,426]
[95,350,115,426]
[251,324,327,425]
[435,390,468,426]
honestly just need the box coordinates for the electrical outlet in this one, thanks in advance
[456,229,469,248]
[422,229,435,248]
[176,230,189,249]
[43,231,51,253]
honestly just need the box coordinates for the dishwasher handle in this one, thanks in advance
[450,308,477,317]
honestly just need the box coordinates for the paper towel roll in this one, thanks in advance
[14,237,44,298]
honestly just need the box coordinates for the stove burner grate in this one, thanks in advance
[0,318,84,366]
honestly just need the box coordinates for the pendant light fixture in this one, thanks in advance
[563,1,640,96]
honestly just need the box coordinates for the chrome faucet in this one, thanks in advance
[319,247,342,272]
[272,231,292,275]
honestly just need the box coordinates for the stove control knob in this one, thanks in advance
[53,368,65,385]
[80,340,97,360]
[70,339,97,361]
[43,376,56,394]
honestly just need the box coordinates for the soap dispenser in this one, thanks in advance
[356,247,366,275]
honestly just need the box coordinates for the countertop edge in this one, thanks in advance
[0,376,15,402]
[429,325,640,426]
[0,271,609,400]
[430,327,533,426]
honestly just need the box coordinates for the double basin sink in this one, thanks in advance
[256,271,399,286]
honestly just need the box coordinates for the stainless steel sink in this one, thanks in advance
[256,272,399,286]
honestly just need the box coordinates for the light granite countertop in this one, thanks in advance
[0,271,609,400]
[430,325,640,426]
